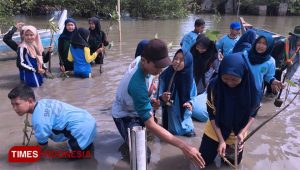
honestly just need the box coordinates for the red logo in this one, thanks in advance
[8,146,41,162]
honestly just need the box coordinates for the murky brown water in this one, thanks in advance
[0,14,300,170]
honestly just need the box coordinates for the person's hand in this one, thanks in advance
[48,46,54,53]
[161,92,171,103]
[16,22,25,30]
[237,131,245,152]
[151,98,160,110]
[181,145,205,168]
[96,47,104,54]
[183,102,192,111]
[217,141,226,157]
[60,65,65,72]
[38,68,45,74]
[218,52,224,61]
[271,79,285,93]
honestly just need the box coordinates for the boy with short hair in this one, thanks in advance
[112,39,205,168]
[8,84,96,152]
[216,21,241,56]
[180,18,206,54]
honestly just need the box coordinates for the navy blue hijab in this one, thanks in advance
[60,18,77,40]
[248,33,274,65]
[232,29,256,53]
[135,39,149,58]
[160,49,194,118]
[210,52,260,139]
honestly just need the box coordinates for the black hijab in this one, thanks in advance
[190,34,217,87]
[70,28,90,48]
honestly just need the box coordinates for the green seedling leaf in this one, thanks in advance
[286,79,297,87]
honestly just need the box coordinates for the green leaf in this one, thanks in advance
[286,79,297,87]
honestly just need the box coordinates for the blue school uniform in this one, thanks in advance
[159,50,195,135]
[216,35,240,56]
[180,31,199,54]
[17,47,43,87]
[32,99,96,150]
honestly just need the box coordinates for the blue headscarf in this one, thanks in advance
[248,32,274,65]
[209,52,260,140]
[60,18,77,40]
[232,29,256,53]
[160,49,194,118]
[135,39,149,58]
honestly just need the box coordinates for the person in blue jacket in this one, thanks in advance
[243,33,284,98]
[68,28,103,78]
[8,84,96,154]
[159,49,197,137]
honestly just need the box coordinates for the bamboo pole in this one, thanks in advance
[128,126,147,170]
[117,0,122,42]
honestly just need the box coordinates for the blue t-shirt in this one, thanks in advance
[180,31,199,54]
[32,99,96,150]
[243,50,276,93]
[216,35,240,56]
[112,57,153,122]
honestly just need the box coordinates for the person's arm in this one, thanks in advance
[144,116,205,168]
[102,31,109,46]
[58,37,64,66]
[3,26,19,52]
[128,78,205,168]
[17,47,37,72]
[264,58,284,92]
[83,47,100,63]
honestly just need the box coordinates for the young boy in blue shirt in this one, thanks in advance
[8,85,96,154]
[112,39,205,168]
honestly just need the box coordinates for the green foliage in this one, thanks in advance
[119,0,188,19]
[0,0,14,30]
[204,29,220,42]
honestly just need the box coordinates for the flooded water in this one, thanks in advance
[0,14,300,170]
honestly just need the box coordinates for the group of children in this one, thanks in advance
[6,16,300,168]
[3,16,109,87]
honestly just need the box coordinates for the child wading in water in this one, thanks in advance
[17,25,45,87]
[68,28,103,78]
[88,17,109,73]
[8,84,96,155]
[199,53,261,166]
[159,49,196,137]
[58,18,77,72]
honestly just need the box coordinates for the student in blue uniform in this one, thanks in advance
[8,84,96,153]
[216,21,241,57]
[159,49,196,137]
[17,25,46,87]
[112,39,205,168]
[58,18,77,72]
[180,18,205,54]
[68,28,103,78]
[243,33,284,98]
[232,29,257,54]
[199,53,261,166]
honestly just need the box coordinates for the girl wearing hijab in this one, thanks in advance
[17,25,45,87]
[134,39,149,58]
[159,49,196,137]
[199,53,261,165]
[243,33,284,98]
[58,18,77,72]
[190,34,219,95]
[88,17,109,73]
[232,29,256,53]
[67,28,103,78]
